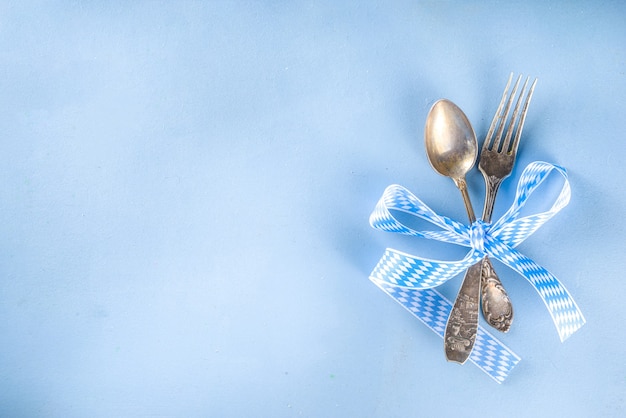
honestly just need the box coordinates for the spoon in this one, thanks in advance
[424,99,481,364]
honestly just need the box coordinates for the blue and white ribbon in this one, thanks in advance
[369,161,585,381]
[372,280,520,384]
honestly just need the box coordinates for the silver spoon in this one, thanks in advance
[424,99,481,364]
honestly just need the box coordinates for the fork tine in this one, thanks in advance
[483,73,513,152]
[501,76,530,153]
[508,78,538,155]
[491,75,522,152]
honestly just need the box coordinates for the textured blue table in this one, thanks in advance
[1,1,625,417]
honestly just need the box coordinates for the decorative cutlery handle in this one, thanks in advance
[481,256,513,331]
[481,175,514,332]
[444,261,482,364]
[482,175,503,222]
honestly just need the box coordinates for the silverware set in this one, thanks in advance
[424,74,537,363]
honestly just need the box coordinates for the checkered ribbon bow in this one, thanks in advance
[369,161,585,382]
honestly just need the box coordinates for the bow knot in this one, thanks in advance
[469,220,488,255]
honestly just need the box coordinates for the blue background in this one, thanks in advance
[1,1,625,417]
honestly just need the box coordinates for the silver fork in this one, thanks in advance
[479,73,537,332]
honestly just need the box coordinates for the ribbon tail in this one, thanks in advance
[370,278,520,384]
[491,245,586,342]
[369,248,480,289]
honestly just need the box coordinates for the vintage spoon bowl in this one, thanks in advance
[424,99,477,183]
[424,99,478,221]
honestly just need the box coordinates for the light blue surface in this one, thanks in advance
[1,1,625,417]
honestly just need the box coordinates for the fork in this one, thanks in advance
[478,73,537,332]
